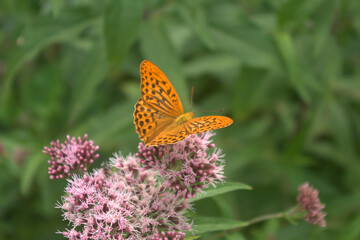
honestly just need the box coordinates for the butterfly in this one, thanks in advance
[134,60,233,146]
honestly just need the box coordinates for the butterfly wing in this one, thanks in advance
[135,60,233,146]
[140,60,184,117]
[145,123,189,146]
[134,98,175,144]
[146,115,233,146]
[184,116,233,134]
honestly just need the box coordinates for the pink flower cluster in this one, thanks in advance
[151,231,185,240]
[137,132,224,199]
[43,134,99,179]
[47,132,227,239]
[58,154,190,240]
[297,182,327,227]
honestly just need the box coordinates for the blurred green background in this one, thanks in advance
[1,0,359,239]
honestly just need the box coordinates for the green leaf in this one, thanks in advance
[337,215,360,240]
[184,236,201,240]
[326,100,356,167]
[312,0,339,56]
[232,66,269,120]
[21,152,46,196]
[225,232,246,240]
[104,0,145,67]
[190,182,252,203]
[20,63,64,120]
[69,41,108,125]
[192,217,248,234]
[49,0,64,16]
[0,11,101,119]
[184,54,240,78]
[72,102,134,146]
[284,107,315,158]
[213,196,236,219]
[177,0,216,49]
[273,30,311,103]
[315,38,342,89]
[335,76,360,103]
[209,25,282,73]
[277,0,325,29]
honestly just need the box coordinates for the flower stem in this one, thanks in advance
[246,212,284,225]
[207,212,286,240]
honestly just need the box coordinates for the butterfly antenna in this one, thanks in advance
[190,86,194,112]
[194,109,225,114]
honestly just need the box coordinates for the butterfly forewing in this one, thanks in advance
[140,60,183,117]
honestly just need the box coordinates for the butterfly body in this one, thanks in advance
[173,112,194,126]
[134,60,233,146]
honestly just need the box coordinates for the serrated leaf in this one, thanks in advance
[190,182,252,203]
[104,0,145,67]
[192,217,248,234]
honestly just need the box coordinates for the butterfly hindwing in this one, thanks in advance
[140,60,184,117]
[145,116,233,146]
[134,98,175,144]
[185,116,233,134]
[134,98,157,142]
[146,124,189,146]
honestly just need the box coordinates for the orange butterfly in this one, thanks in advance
[134,60,233,146]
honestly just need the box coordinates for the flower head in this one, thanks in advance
[43,134,99,179]
[297,182,326,227]
[58,154,191,240]
[137,132,225,199]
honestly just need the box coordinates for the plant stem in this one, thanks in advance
[246,212,284,225]
[208,212,285,240]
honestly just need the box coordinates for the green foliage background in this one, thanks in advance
[0,0,359,239]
